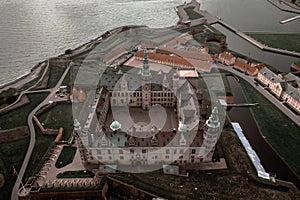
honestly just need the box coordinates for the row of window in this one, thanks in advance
[111,91,175,98]
[96,148,198,155]
[97,155,197,162]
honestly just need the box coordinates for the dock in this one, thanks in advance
[280,15,300,24]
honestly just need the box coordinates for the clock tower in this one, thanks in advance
[141,48,152,110]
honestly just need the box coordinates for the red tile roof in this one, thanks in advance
[219,52,235,60]
[135,50,193,68]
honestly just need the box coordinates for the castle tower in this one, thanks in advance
[178,121,187,146]
[141,49,152,110]
[199,107,221,162]
[172,72,179,93]
[162,73,169,91]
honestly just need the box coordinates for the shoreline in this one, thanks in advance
[1,0,299,93]
[0,25,132,93]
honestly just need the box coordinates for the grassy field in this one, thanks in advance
[55,146,77,168]
[240,79,300,176]
[183,6,204,20]
[246,32,300,52]
[38,103,74,141]
[0,92,49,130]
[47,62,67,88]
[0,137,30,200]
[23,125,55,182]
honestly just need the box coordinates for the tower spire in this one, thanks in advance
[142,48,151,76]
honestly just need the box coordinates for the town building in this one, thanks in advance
[218,52,236,66]
[257,67,300,113]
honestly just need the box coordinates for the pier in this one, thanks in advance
[280,15,300,24]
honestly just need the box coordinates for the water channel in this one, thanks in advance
[213,24,299,73]
[227,76,300,189]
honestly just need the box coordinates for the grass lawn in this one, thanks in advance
[38,103,74,141]
[55,146,77,168]
[184,7,204,20]
[62,65,80,86]
[0,92,49,130]
[0,137,30,200]
[246,32,300,52]
[57,170,94,178]
[23,125,55,182]
[47,62,67,88]
[240,79,300,176]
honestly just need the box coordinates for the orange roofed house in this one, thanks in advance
[218,52,236,66]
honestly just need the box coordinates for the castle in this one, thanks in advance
[74,48,223,173]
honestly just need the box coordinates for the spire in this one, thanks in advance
[142,48,151,76]
[163,73,169,90]
[178,121,187,146]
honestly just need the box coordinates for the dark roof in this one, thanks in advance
[259,68,281,83]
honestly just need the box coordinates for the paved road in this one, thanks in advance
[11,65,70,200]
[214,63,300,127]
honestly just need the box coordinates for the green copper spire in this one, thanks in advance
[142,48,151,76]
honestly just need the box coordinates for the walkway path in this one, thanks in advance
[214,63,300,127]
[11,64,71,200]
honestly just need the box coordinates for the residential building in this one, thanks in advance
[257,67,300,113]
[218,52,236,66]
